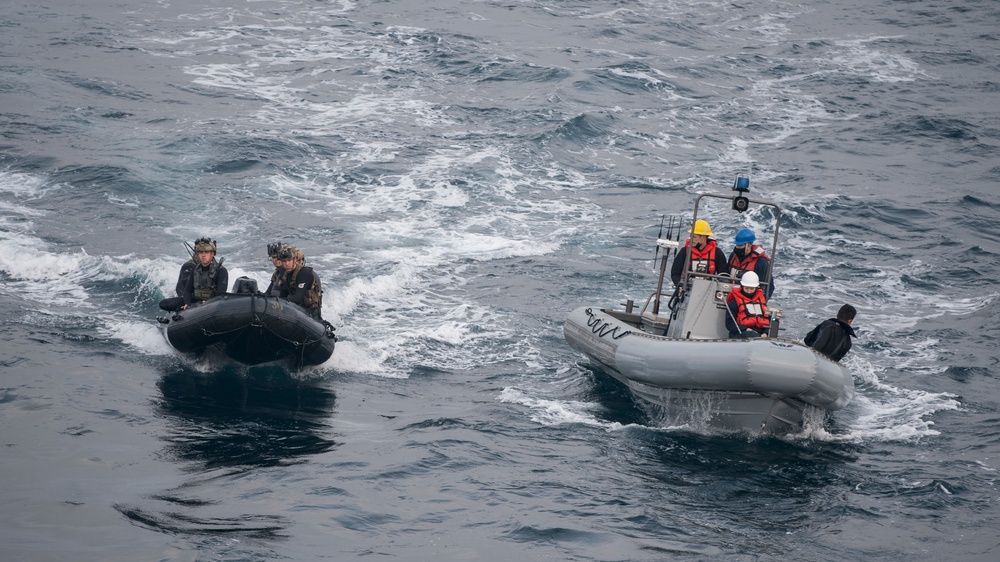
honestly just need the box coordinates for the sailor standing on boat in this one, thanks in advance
[725,271,770,338]
[670,219,729,287]
[180,238,228,310]
[727,228,774,299]
[277,246,324,321]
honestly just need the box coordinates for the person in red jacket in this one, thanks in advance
[670,219,729,287]
[728,228,773,299]
[725,271,770,338]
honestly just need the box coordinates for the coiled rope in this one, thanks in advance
[584,308,631,340]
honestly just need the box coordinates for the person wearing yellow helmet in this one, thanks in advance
[670,218,729,286]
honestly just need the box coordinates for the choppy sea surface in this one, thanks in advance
[2,0,998,560]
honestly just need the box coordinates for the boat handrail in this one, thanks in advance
[639,291,672,315]
[683,191,782,292]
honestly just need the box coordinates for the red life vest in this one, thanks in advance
[684,239,718,275]
[727,287,770,331]
[729,244,768,280]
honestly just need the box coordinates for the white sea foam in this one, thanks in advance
[103,320,176,356]
[498,386,612,428]
[313,339,390,377]
[0,238,91,307]
[0,170,50,198]
[829,36,928,83]
[788,356,961,443]
[237,138,597,378]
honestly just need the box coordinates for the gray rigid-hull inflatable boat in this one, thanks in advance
[159,277,336,368]
[563,182,854,434]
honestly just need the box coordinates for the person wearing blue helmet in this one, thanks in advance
[727,228,773,299]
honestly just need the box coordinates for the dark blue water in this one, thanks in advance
[2,0,998,560]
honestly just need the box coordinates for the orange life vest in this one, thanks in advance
[727,287,770,331]
[728,244,768,280]
[684,239,718,275]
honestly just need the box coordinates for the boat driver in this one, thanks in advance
[670,219,729,287]
[725,271,770,338]
[180,238,229,310]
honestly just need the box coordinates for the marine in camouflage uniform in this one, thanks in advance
[181,238,228,308]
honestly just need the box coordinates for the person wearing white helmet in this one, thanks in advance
[727,228,773,299]
[670,218,730,287]
[725,270,770,338]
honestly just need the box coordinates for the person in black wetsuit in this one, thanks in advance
[277,246,323,321]
[264,242,287,297]
[804,304,857,361]
[159,238,214,311]
[174,258,196,298]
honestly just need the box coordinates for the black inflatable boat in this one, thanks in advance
[158,277,336,367]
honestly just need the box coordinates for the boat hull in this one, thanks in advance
[564,306,854,434]
[161,293,335,367]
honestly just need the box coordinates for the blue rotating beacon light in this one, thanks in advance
[732,174,750,212]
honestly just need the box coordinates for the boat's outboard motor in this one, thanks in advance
[232,276,259,294]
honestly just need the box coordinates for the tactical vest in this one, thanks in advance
[269,268,285,297]
[287,265,323,310]
[192,260,221,301]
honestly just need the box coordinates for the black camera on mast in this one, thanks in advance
[732,175,750,213]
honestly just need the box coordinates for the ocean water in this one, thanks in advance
[1,0,998,560]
